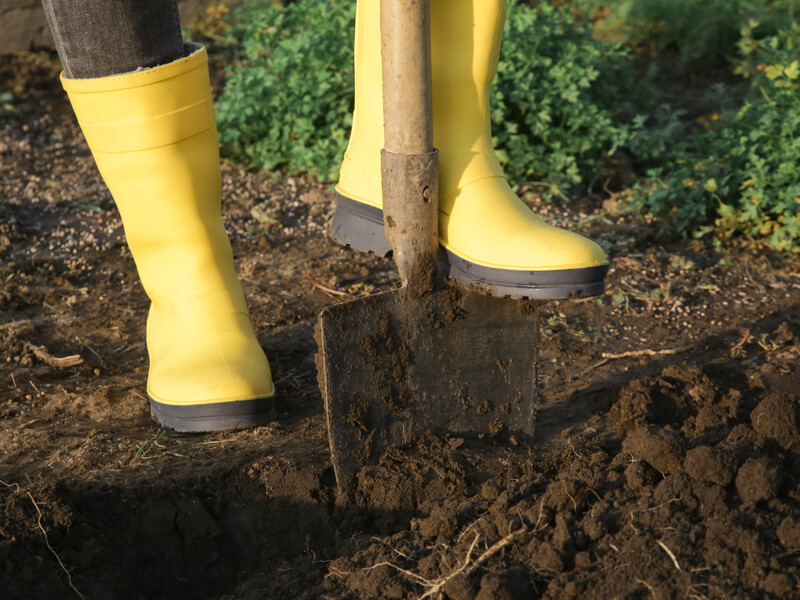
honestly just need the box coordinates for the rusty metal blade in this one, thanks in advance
[317,285,539,495]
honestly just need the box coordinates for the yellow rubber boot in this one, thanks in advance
[62,45,275,431]
[333,0,609,299]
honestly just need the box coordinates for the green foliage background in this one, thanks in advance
[215,0,634,190]
[215,1,355,180]
[210,0,800,251]
[565,0,796,64]
[634,23,800,251]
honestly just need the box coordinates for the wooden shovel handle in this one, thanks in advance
[380,0,442,293]
[380,0,433,154]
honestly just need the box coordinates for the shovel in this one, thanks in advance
[317,0,540,495]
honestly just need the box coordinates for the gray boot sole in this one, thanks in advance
[331,193,608,299]
[149,395,276,432]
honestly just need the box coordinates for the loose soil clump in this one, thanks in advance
[2,52,800,599]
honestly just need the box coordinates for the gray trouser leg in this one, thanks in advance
[41,0,185,79]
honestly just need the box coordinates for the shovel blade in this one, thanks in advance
[317,286,539,494]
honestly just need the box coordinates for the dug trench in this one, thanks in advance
[2,53,800,599]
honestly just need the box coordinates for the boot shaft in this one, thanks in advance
[339,0,508,209]
[62,46,243,318]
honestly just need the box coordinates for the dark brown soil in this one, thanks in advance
[2,52,800,600]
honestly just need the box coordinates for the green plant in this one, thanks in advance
[0,91,20,117]
[215,0,356,180]
[493,1,636,197]
[563,0,796,65]
[633,22,800,251]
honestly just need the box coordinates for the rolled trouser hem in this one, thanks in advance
[42,0,186,79]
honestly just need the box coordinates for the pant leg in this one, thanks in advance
[41,0,185,79]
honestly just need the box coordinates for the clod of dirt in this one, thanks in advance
[757,368,800,397]
[695,404,736,433]
[683,446,737,486]
[608,378,651,433]
[481,480,501,501]
[415,505,457,539]
[475,570,535,600]
[722,423,759,453]
[624,460,660,490]
[529,541,565,573]
[441,574,476,600]
[581,516,607,541]
[661,363,704,384]
[776,516,800,550]
[552,513,577,553]
[541,477,592,513]
[689,480,728,517]
[760,572,795,596]
[750,394,800,451]
[735,457,782,503]
[653,472,693,504]
[622,425,686,474]
[773,321,797,345]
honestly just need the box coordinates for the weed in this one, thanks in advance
[215,0,356,180]
[492,1,637,196]
[632,23,800,251]
[566,0,796,65]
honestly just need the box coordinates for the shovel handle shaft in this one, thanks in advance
[380,0,442,290]
[380,0,434,154]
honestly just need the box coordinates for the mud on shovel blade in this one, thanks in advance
[317,0,540,495]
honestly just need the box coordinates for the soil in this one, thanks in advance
[2,52,800,600]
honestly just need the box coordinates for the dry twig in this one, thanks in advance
[571,358,610,379]
[636,579,657,599]
[420,527,529,599]
[657,539,681,571]
[28,492,86,599]
[305,271,350,298]
[23,342,83,368]
[416,533,482,599]
[365,524,531,600]
[573,344,692,379]
[0,319,34,333]
[0,481,85,600]
[601,346,691,360]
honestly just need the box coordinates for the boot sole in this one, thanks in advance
[331,193,608,299]
[149,395,276,432]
